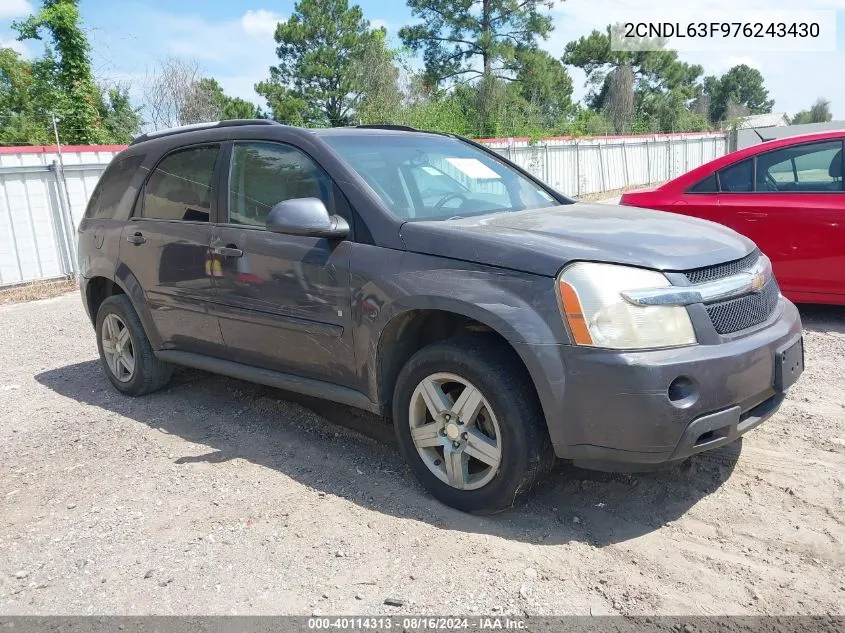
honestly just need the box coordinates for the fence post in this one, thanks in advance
[598,141,606,192]
[51,115,78,276]
[645,139,651,183]
[49,161,77,277]
[666,138,671,181]
[575,141,581,197]
[621,140,629,187]
[544,143,550,186]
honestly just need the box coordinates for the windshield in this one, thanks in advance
[321,133,559,221]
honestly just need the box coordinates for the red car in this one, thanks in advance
[620,130,844,305]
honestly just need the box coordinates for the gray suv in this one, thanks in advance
[78,120,805,513]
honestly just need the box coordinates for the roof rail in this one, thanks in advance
[355,124,420,132]
[130,119,280,146]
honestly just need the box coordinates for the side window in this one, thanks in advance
[141,145,220,222]
[755,141,844,192]
[718,159,754,193]
[228,142,333,227]
[85,154,145,219]
[688,174,718,194]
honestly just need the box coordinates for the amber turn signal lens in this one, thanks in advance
[558,280,593,345]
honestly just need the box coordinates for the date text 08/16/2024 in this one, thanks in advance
[307,617,527,630]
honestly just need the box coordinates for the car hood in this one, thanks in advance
[399,202,755,277]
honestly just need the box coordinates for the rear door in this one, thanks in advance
[209,140,356,387]
[119,144,225,356]
[716,140,845,298]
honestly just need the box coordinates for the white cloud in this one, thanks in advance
[87,7,284,108]
[0,38,29,57]
[241,9,283,38]
[0,0,32,20]
[721,56,762,71]
[370,18,390,32]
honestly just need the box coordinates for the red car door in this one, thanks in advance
[715,140,845,302]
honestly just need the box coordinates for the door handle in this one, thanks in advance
[126,232,146,245]
[738,211,767,219]
[212,245,243,258]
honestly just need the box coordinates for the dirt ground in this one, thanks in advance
[0,293,843,616]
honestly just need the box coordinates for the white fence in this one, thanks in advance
[480,132,727,197]
[0,145,122,287]
[0,132,727,287]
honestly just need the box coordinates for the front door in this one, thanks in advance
[119,144,225,355]
[716,140,845,299]
[210,140,356,387]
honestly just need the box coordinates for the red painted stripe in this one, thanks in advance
[0,144,127,155]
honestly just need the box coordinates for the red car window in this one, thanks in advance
[718,159,754,192]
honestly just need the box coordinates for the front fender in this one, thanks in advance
[351,249,571,443]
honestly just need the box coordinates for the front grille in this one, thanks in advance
[683,249,760,285]
[705,280,780,334]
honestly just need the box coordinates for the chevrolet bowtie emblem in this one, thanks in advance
[749,255,772,293]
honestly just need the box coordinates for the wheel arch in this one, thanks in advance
[372,297,561,430]
[86,265,162,350]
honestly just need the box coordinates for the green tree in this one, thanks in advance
[351,30,403,124]
[563,26,703,133]
[221,96,263,120]
[256,0,383,127]
[101,84,142,143]
[399,0,555,87]
[13,0,108,144]
[0,47,53,144]
[513,49,574,126]
[792,98,832,125]
[703,64,773,123]
[398,75,473,135]
[183,78,263,123]
[567,106,612,136]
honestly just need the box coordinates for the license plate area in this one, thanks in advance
[775,337,804,391]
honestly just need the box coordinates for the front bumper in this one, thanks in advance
[544,298,803,467]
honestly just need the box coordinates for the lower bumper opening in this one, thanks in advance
[566,392,785,471]
[671,392,784,460]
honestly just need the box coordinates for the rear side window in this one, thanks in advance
[141,145,220,222]
[688,174,718,193]
[718,159,754,193]
[85,154,145,219]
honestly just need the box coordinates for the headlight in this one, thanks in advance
[557,262,697,350]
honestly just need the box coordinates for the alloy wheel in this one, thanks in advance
[408,372,502,491]
[101,313,135,382]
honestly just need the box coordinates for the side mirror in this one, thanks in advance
[265,198,350,239]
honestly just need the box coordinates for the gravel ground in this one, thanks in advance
[0,293,843,616]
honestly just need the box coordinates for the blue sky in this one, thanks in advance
[1,0,844,120]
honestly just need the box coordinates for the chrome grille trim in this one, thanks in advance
[623,255,773,307]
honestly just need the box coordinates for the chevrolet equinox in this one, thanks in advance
[78,120,805,513]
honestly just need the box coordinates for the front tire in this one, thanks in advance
[393,337,553,514]
[95,295,172,396]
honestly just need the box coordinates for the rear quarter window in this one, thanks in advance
[718,159,754,193]
[688,174,718,193]
[85,154,145,219]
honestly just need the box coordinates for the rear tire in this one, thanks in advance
[393,337,553,514]
[95,294,172,396]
